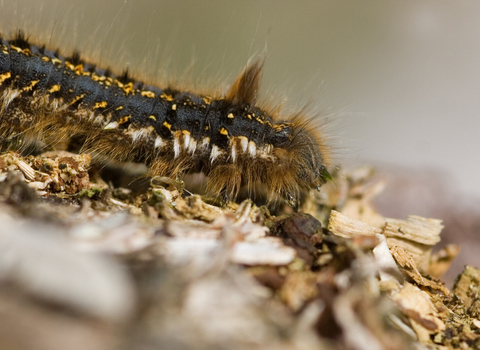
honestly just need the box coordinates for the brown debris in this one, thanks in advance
[271,213,323,265]
[0,151,93,196]
[453,265,480,310]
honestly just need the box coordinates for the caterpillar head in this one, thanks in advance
[224,58,333,206]
[269,121,332,205]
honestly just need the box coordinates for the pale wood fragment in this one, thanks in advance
[328,210,382,239]
[391,282,445,337]
[383,216,444,272]
[383,216,443,246]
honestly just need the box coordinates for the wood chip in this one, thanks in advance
[401,270,450,296]
[391,282,446,334]
[328,210,382,238]
[383,216,443,246]
[390,245,423,281]
[383,216,444,272]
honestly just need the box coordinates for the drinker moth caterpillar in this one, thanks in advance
[0,31,332,205]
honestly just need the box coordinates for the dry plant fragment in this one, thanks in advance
[391,283,446,342]
[328,209,382,239]
[16,159,36,181]
[390,246,423,281]
[0,152,93,196]
[384,216,444,272]
[453,265,480,311]
[383,216,443,245]
[271,213,323,265]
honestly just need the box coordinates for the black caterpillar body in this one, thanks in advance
[0,32,331,205]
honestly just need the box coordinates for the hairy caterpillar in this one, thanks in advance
[0,31,332,205]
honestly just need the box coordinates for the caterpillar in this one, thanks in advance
[0,31,332,205]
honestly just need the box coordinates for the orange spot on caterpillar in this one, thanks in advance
[21,80,39,92]
[122,82,134,95]
[9,45,22,53]
[0,72,11,85]
[64,62,84,75]
[94,101,108,109]
[68,93,86,106]
[65,62,75,70]
[118,115,131,124]
[50,57,62,65]
[140,90,155,98]
[160,93,173,101]
[48,84,60,93]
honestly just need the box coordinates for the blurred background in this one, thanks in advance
[1,0,479,283]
